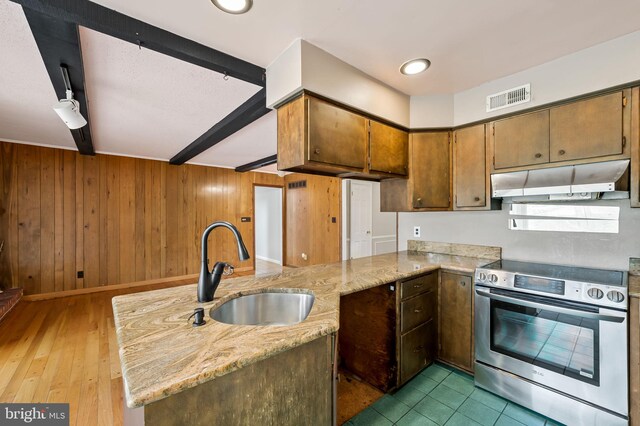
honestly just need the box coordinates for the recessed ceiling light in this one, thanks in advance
[211,0,253,14]
[400,58,431,75]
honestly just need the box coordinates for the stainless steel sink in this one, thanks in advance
[210,291,315,326]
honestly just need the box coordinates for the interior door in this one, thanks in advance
[349,181,372,259]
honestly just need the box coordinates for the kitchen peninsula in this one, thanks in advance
[112,245,498,425]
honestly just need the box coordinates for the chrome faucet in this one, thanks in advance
[197,221,250,302]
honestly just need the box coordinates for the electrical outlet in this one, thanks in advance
[413,226,421,238]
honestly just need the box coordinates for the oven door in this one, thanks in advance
[475,286,628,416]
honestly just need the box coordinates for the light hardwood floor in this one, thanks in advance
[0,272,258,425]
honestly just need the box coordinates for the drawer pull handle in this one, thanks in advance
[413,346,424,353]
[413,284,422,288]
[414,308,423,313]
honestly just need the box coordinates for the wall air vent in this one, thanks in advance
[486,84,531,112]
[287,180,307,189]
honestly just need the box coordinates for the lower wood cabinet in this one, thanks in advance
[338,271,438,392]
[438,271,474,373]
[630,295,639,425]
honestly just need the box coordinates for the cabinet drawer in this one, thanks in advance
[400,272,437,300]
[401,291,436,333]
[399,320,435,384]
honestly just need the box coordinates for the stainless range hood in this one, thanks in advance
[491,159,630,202]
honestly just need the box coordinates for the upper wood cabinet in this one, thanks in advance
[380,131,451,212]
[277,93,408,178]
[453,124,488,210]
[550,91,624,162]
[493,110,550,169]
[369,120,408,176]
[490,89,631,172]
[278,94,367,175]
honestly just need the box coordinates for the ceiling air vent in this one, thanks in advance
[486,84,531,112]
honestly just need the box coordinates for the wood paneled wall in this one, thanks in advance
[284,173,341,267]
[0,142,283,295]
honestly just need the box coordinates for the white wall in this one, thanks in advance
[410,94,454,128]
[267,39,410,127]
[398,200,640,271]
[453,30,640,125]
[254,186,283,265]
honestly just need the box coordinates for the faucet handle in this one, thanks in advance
[223,263,235,276]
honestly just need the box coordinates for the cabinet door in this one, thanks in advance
[454,125,486,209]
[307,97,367,169]
[439,272,473,372]
[400,320,435,384]
[550,91,624,162]
[369,121,408,176]
[412,132,451,209]
[493,110,550,169]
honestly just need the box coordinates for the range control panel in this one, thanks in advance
[475,267,627,309]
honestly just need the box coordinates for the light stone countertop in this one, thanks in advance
[112,250,494,408]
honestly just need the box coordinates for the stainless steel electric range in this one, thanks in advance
[474,260,628,426]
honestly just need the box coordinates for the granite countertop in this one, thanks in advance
[112,250,494,408]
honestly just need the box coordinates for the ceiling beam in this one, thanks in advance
[23,8,94,155]
[170,88,270,165]
[13,0,265,87]
[235,154,277,173]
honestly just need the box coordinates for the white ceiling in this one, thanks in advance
[0,1,76,148]
[89,0,640,95]
[79,27,260,161]
[2,0,640,170]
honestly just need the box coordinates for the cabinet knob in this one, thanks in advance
[460,281,466,287]
[558,149,566,156]
[474,197,480,202]
[414,308,423,313]
[413,283,423,289]
[413,345,424,353]
[301,253,308,260]
[534,153,542,158]
[314,148,320,155]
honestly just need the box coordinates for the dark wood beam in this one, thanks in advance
[235,154,277,173]
[170,89,270,165]
[13,0,265,87]
[23,8,94,155]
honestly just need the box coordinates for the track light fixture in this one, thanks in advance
[53,65,87,129]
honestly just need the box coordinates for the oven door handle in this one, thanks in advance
[475,288,625,323]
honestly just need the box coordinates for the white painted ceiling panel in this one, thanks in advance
[89,0,640,95]
[0,1,75,148]
[188,110,276,169]
[79,26,261,161]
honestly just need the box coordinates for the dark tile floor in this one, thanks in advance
[346,363,563,426]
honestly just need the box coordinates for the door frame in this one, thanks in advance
[252,184,286,270]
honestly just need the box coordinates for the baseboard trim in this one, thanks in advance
[256,255,283,265]
[22,267,253,301]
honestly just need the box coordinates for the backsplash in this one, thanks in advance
[408,240,501,260]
